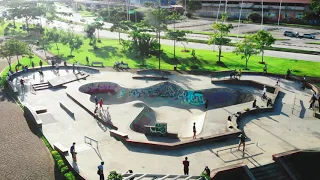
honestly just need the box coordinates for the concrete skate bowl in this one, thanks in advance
[78,82,254,108]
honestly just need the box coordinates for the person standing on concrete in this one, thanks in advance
[39,60,43,69]
[238,133,246,152]
[262,85,267,100]
[205,100,208,110]
[70,142,76,158]
[99,98,103,109]
[275,78,280,86]
[95,96,98,107]
[55,63,59,75]
[72,63,75,73]
[20,78,25,91]
[204,166,210,176]
[97,162,104,180]
[182,157,189,175]
[193,122,196,139]
[31,61,35,69]
[252,99,257,108]
[309,94,316,110]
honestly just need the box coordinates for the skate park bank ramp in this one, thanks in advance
[78,81,254,108]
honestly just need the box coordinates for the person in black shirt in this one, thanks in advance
[238,133,246,152]
[182,157,189,175]
[193,122,196,139]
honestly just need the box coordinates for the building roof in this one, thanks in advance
[199,0,311,4]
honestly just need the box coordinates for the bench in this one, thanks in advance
[34,106,47,114]
[109,130,128,140]
[91,61,104,67]
[59,101,75,118]
[53,143,69,155]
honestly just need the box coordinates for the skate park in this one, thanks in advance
[8,66,320,179]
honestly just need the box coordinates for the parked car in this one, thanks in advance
[283,31,298,37]
[303,34,316,39]
[80,19,86,22]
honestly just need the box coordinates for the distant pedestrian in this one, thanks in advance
[285,69,291,79]
[20,78,25,90]
[70,142,76,157]
[55,63,59,73]
[309,94,316,110]
[97,162,104,180]
[39,60,43,69]
[15,66,18,72]
[31,61,34,69]
[51,60,55,67]
[275,78,280,86]
[182,157,189,175]
[95,96,98,106]
[205,100,208,110]
[38,70,44,80]
[76,61,80,71]
[238,133,246,152]
[94,107,99,119]
[193,122,196,139]
[99,98,103,109]
[252,99,257,108]
[263,64,267,75]
[267,98,272,107]
[72,63,75,72]
[238,69,242,80]
[262,85,267,100]
[86,56,89,65]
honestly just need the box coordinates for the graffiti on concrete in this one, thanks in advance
[150,123,167,135]
[82,82,119,94]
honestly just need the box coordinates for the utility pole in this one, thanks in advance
[158,0,161,70]
[277,0,283,26]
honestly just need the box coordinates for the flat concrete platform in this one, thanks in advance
[48,72,89,87]
[12,69,320,180]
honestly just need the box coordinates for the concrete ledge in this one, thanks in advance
[137,69,171,76]
[132,76,169,81]
[59,101,75,118]
[66,92,118,130]
[109,130,129,141]
[53,143,68,155]
[272,149,302,160]
[23,103,43,130]
[210,163,253,180]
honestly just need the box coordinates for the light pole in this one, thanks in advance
[261,0,264,29]
[216,0,222,22]
[277,0,283,26]
[237,0,244,39]
[224,0,228,23]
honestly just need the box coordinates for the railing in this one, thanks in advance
[84,136,99,149]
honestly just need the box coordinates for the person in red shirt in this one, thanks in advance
[99,98,103,109]
[15,66,19,72]
[183,157,189,175]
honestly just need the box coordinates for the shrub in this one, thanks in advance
[64,172,76,180]
[200,171,210,180]
[190,65,199,70]
[108,171,123,180]
[61,166,69,174]
[57,159,65,169]
[248,12,262,23]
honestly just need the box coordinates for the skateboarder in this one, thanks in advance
[182,157,189,175]
[95,96,98,106]
[99,98,103,109]
[70,142,76,162]
[193,122,196,139]
[238,133,246,152]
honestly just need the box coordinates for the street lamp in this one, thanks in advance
[237,0,244,39]
[277,0,283,26]
[261,0,264,29]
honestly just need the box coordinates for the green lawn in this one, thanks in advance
[78,10,96,17]
[47,37,320,77]
[0,22,27,37]
[306,42,320,45]
[1,56,48,85]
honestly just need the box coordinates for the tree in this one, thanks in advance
[208,13,233,63]
[84,23,96,44]
[61,32,83,57]
[108,171,122,180]
[93,20,104,42]
[109,11,129,43]
[178,0,202,13]
[248,12,262,23]
[304,0,320,21]
[252,30,276,63]
[0,39,28,66]
[234,35,259,70]
[144,7,170,69]
[7,2,46,33]
[165,30,191,59]
[45,28,62,55]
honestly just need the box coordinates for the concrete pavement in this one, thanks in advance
[9,66,320,179]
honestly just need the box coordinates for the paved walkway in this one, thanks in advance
[0,58,55,180]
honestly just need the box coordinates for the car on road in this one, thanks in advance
[303,34,316,39]
[283,31,299,37]
[80,19,86,22]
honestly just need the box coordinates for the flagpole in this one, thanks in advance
[277,0,283,26]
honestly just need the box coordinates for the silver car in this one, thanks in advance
[303,34,316,39]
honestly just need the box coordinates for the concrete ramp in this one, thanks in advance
[129,102,156,133]
[178,112,206,138]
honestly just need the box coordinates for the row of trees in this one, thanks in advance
[208,13,275,69]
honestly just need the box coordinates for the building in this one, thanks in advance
[196,0,311,21]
